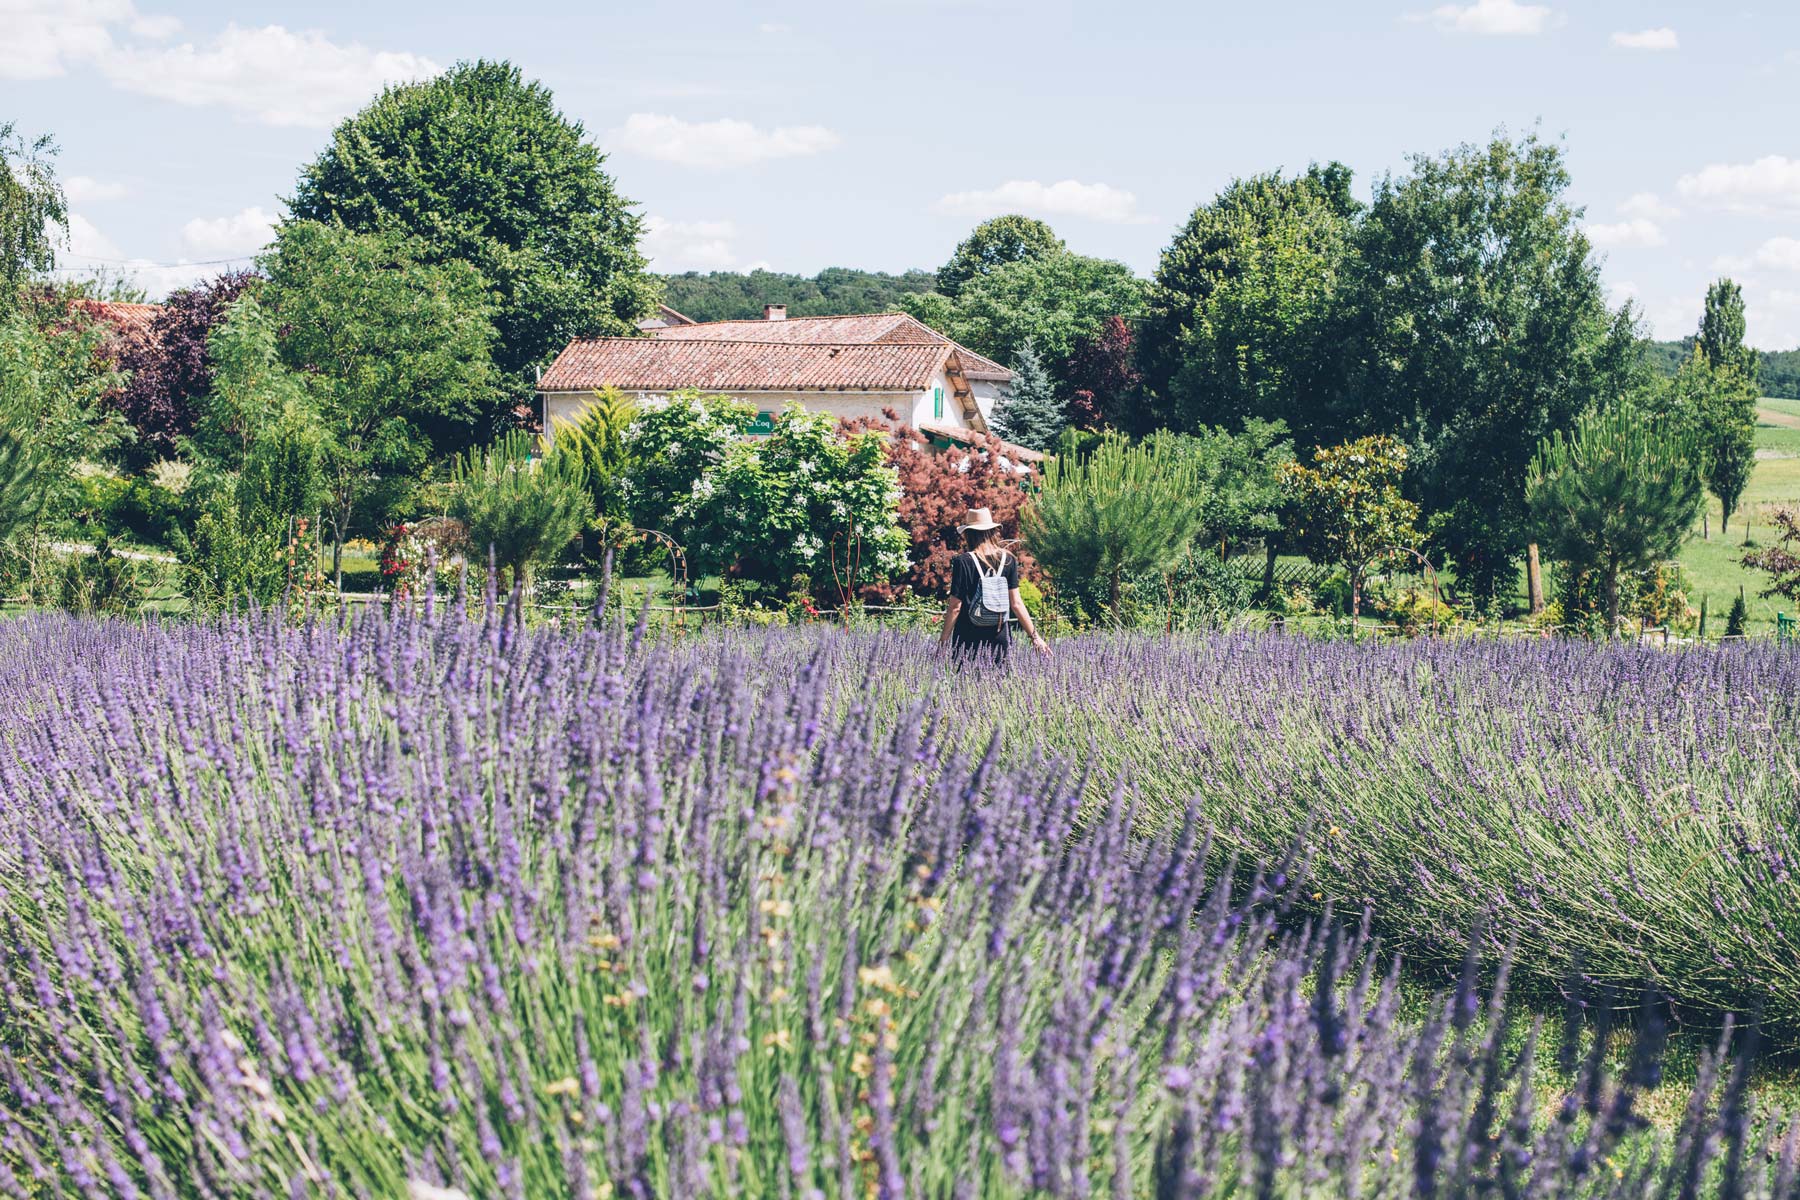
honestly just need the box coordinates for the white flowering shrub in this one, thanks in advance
[624,394,907,595]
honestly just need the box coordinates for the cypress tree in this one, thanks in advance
[1698,279,1758,383]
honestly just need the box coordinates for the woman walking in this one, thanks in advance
[939,507,1049,660]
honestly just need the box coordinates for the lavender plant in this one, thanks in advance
[0,609,1793,1198]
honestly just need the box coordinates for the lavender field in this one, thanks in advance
[1,606,1797,1198]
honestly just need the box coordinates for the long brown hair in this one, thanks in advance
[963,526,1004,564]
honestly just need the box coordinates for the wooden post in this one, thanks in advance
[1526,543,1545,615]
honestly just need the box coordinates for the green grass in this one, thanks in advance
[1672,405,1800,635]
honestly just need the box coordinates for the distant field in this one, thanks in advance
[1673,402,1800,634]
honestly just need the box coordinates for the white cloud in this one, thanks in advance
[98,25,440,128]
[1421,0,1557,36]
[0,2,435,126]
[933,179,1153,225]
[1677,155,1800,215]
[609,113,840,169]
[1618,192,1679,220]
[63,175,130,203]
[1739,237,1800,272]
[180,205,277,257]
[1642,300,1697,343]
[1611,28,1678,50]
[1586,218,1665,249]
[57,212,218,297]
[640,216,742,271]
[0,0,175,80]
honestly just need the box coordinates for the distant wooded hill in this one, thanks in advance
[1645,339,1800,399]
[658,268,939,324]
[659,272,1800,402]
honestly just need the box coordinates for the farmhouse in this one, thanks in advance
[538,305,1016,443]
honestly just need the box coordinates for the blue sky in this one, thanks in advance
[7,0,1800,347]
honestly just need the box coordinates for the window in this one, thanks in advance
[933,386,943,420]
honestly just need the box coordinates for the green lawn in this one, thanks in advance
[1672,402,1800,635]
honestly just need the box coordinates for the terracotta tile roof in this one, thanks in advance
[651,312,1013,382]
[540,337,956,393]
[72,300,163,345]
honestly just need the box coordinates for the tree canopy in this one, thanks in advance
[903,250,1143,374]
[0,124,64,309]
[1138,165,1358,441]
[111,272,258,465]
[1698,278,1757,383]
[260,220,502,575]
[659,267,937,323]
[936,215,1065,298]
[1348,131,1642,607]
[1021,433,1210,617]
[287,60,655,405]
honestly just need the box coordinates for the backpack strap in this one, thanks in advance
[973,549,1010,578]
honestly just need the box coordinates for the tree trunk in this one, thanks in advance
[1703,511,1710,541]
[1108,566,1122,617]
[1262,543,1277,598]
[1350,568,1361,624]
[1526,543,1544,615]
[331,532,343,594]
[1605,565,1621,638]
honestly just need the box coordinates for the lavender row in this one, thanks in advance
[0,608,1790,1197]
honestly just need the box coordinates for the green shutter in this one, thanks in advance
[933,387,943,419]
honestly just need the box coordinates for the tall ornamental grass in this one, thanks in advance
[0,609,1796,1197]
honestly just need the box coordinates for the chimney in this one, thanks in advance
[764,304,788,322]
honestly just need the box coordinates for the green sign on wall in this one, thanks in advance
[743,411,775,436]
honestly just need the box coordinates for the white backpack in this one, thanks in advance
[967,551,1011,628]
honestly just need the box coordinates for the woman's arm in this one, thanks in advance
[1010,589,1050,654]
[940,597,962,648]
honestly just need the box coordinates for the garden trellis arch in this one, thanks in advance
[1378,544,1444,634]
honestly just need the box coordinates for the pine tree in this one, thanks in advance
[1021,433,1209,617]
[992,340,1067,452]
[1526,404,1704,635]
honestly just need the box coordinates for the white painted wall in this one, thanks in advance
[540,378,983,443]
[970,380,1008,424]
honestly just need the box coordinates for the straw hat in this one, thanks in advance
[956,507,1001,534]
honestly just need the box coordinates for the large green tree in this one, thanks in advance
[936,215,1065,298]
[1349,131,1642,608]
[1526,403,1703,635]
[1138,164,1358,440]
[0,124,64,310]
[904,251,1144,374]
[260,221,501,582]
[286,61,655,412]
